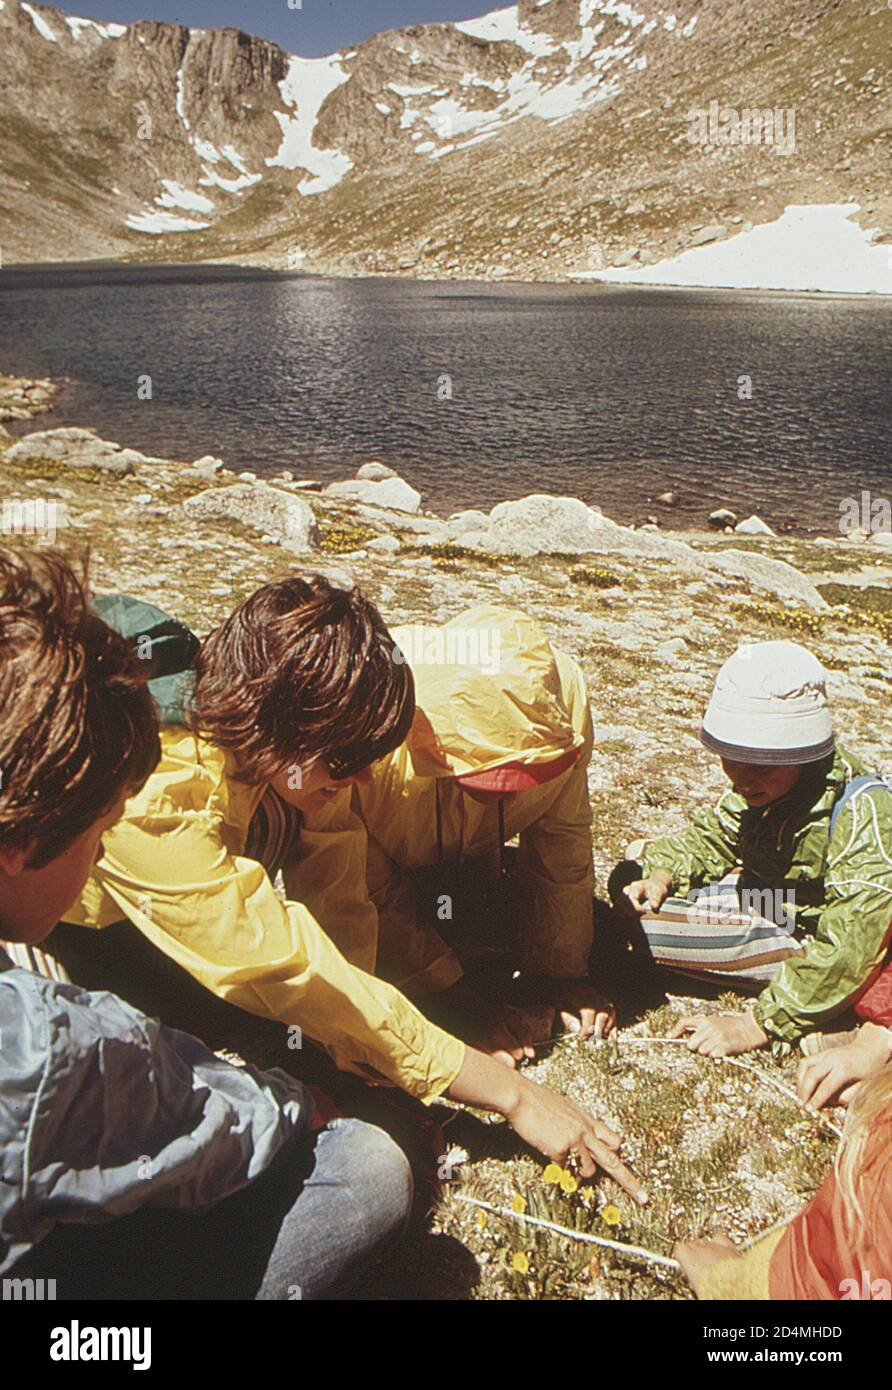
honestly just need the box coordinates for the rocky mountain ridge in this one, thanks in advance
[1,0,890,278]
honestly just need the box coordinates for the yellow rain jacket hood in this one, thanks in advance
[64,728,464,1101]
[344,606,596,989]
[395,606,586,782]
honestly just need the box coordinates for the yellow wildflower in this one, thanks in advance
[560,1171,579,1194]
[511,1251,530,1275]
[476,1209,487,1230]
[601,1204,622,1227]
[543,1163,563,1185]
[512,1193,527,1214]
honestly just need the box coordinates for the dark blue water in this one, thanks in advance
[1,263,890,532]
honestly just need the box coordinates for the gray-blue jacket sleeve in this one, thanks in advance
[0,963,311,1273]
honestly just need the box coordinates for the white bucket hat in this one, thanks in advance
[700,641,835,766]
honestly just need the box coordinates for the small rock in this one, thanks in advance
[357,461,398,482]
[709,507,738,529]
[192,455,224,473]
[237,471,257,483]
[656,491,678,506]
[446,509,489,538]
[690,224,725,247]
[366,534,401,554]
[655,637,689,659]
[734,514,775,536]
[867,530,892,547]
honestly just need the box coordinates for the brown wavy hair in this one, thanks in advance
[0,548,160,868]
[190,574,415,784]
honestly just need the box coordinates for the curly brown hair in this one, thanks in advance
[0,548,160,868]
[191,574,415,785]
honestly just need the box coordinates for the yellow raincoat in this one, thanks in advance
[337,605,596,991]
[64,730,465,1102]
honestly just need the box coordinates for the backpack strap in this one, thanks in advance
[830,775,892,841]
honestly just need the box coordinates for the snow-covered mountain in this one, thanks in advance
[0,0,889,280]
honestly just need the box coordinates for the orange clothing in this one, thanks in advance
[769,1110,892,1300]
[700,1105,892,1300]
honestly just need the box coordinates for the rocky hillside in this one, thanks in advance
[1,0,890,278]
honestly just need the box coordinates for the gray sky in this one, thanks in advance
[52,1,495,56]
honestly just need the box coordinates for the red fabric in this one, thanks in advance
[855,924,892,1027]
[454,747,580,794]
[769,1110,892,1300]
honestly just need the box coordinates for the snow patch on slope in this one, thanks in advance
[126,210,210,235]
[267,55,354,196]
[176,69,190,131]
[427,0,671,152]
[155,180,214,214]
[64,15,125,40]
[584,206,892,294]
[456,5,558,56]
[21,3,57,41]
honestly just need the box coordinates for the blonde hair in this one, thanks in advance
[835,1062,892,1221]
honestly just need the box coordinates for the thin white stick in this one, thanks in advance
[612,1033,844,1140]
[454,1193,682,1272]
[714,1053,844,1139]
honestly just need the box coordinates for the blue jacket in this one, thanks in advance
[0,947,310,1273]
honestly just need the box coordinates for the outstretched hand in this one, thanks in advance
[798,1026,892,1110]
[504,1080,648,1205]
[669,1011,769,1058]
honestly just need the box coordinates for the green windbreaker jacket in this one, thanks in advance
[640,748,892,1043]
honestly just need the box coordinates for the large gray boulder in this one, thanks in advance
[465,494,700,568]
[325,475,421,513]
[465,494,613,556]
[706,549,828,610]
[3,427,155,476]
[458,494,826,611]
[181,482,320,554]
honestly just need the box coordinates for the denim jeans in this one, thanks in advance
[10,1117,412,1301]
[256,1117,413,1300]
